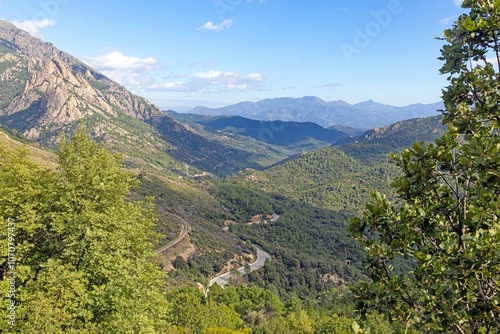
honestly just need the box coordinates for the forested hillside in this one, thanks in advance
[191,117,445,305]
[0,128,401,333]
[232,116,446,213]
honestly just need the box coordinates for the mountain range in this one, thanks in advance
[0,19,304,177]
[165,111,366,150]
[188,96,443,129]
[0,18,448,300]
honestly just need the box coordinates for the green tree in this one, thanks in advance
[0,128,170,333]
[349,1,500,333]
[286,310,313,334]
[173,255,187,270]
[167,286,244,333]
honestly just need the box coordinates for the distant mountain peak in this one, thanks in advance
[353,99,382,107]
[301,95,324,102]
[187,97,443,129]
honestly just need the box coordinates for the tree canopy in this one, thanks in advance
[349,1,500,333]
[0,127,170,333]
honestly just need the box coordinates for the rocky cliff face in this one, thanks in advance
[0,19,161,141]
[0,19,254,177]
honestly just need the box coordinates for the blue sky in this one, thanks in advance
[1,0,465,109]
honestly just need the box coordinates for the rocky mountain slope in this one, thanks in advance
[0,20,160,141]
[0,19,289,177]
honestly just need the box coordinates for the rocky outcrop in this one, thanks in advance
[0,19,162,140]
[0,19,228,178]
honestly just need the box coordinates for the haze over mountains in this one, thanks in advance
[188,96,443,129]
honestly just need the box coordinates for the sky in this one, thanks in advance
[1,0,466,110]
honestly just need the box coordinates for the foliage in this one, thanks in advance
[166,284,398,333]
[136,174,252,278]
[211,180,368,300]
[0,127,170,333]
[212,181,275,222]
[349,1,500,332]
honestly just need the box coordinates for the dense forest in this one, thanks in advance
[0,128,398,333]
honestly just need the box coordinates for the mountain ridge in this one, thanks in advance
[1,19,289,177]
[188,96,443,129]
[0,19,162,143]
[165,112,366,149]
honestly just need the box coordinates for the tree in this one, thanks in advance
[167,286,244,333]
[172,255,187,270]
[349,1,500,333]
[0,127,170,332]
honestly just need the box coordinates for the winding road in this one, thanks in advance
[155,219,189,254]
[155,215,275,288]
[208,246,271,287]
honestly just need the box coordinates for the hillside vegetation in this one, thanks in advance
[233,116,446,213]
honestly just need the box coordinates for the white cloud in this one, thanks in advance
[11,19,55,38]
[199,19,233,31]
[82,51,263,95]
[454,0,463,6]
[151,70,264,93]
[83,51,156,71]
[82,51,159,89]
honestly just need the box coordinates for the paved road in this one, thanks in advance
[156,219,189,254]
[155,216,274,288]
[209,246,271,287]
